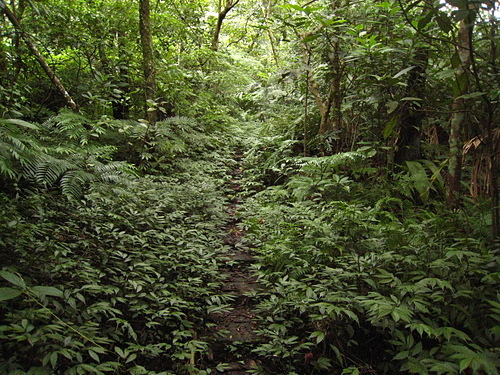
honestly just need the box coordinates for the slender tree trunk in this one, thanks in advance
[211,0,240,51]
[488,11,499,238]
[300,39,342,138]
[0,0,78,111]
[139,0,157,124]
[394,47,428,165]
[447,10,475,209]
[295,20,343,144]
[261,0,280,67]
[296,30,329,135]
[325,40,343,138]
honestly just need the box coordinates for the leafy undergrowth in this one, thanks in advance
[240,140,500,375]
[0,116,242,374]
[1,120,499,375]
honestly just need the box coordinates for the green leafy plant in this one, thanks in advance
[0,118,41,179]
[0,137,237,374]
[241,148,499,374]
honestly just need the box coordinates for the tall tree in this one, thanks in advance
[139,0,157,124]
[211,0,240,51]
[447,2,476,209]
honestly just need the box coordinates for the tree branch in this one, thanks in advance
[0,0,78,112]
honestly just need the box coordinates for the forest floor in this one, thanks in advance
[204,152,265,374]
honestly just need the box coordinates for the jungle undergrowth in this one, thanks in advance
[0,120,498,375]
[0,116,247,375]
[238,137,499,375]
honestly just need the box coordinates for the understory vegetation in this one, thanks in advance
[1,0,499,374]
[241,140,499,374]
[0,115,240,374]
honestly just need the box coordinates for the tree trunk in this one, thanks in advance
[394,47,428,165]
[211,0,240,51]
[447,11,475,209]
[139,0,157,124]
[489,12,500,238]
[299,35,342,140]
[261,0,280,67]
[0,0,78,112]
[98,32,131,120]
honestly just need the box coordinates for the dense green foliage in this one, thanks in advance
[0,0,499,374]
[241,139,499,374]
[0,116,239,374]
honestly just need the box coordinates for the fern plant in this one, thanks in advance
[242,151,499,375]
[0,118,41,179]
[24,153,135,197]
[13,110,138,197]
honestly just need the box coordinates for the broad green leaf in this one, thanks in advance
[115,346,126,358]
[436,12,453,33]
[31,286,64,298]
[88,349,100,363]
[302,34,321,43]
[0,271,26,289]
[50,351,58,367]
[281,4,306,12]
[0,287,23,301]
[418,11,434,30]
[320,18,347,27]
[459,357,472,372]
[125,353,137,363]
[310,331,326,344]
[456,92,485,100]
[383,114,399,139]
[400,97,423,101]
[387,100,399,114]
[393,350,409,360]
[3,118,40,130]
[393,66,415,79]
[450,51,461,68]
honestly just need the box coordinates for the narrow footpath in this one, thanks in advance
[206,152,264,374]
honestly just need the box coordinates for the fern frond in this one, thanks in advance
[42,109,90,145]
[298,152,366,173]
[25,156,77,186]
[60,169,93,197]
[0,158,17,179]
[0,118,41,179]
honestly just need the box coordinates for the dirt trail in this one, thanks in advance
[206,153,264,374]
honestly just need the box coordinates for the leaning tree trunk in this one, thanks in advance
[0,0,78,112]
[447,9,475,210]
[211,0,240,51]
[139,0,157,124]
